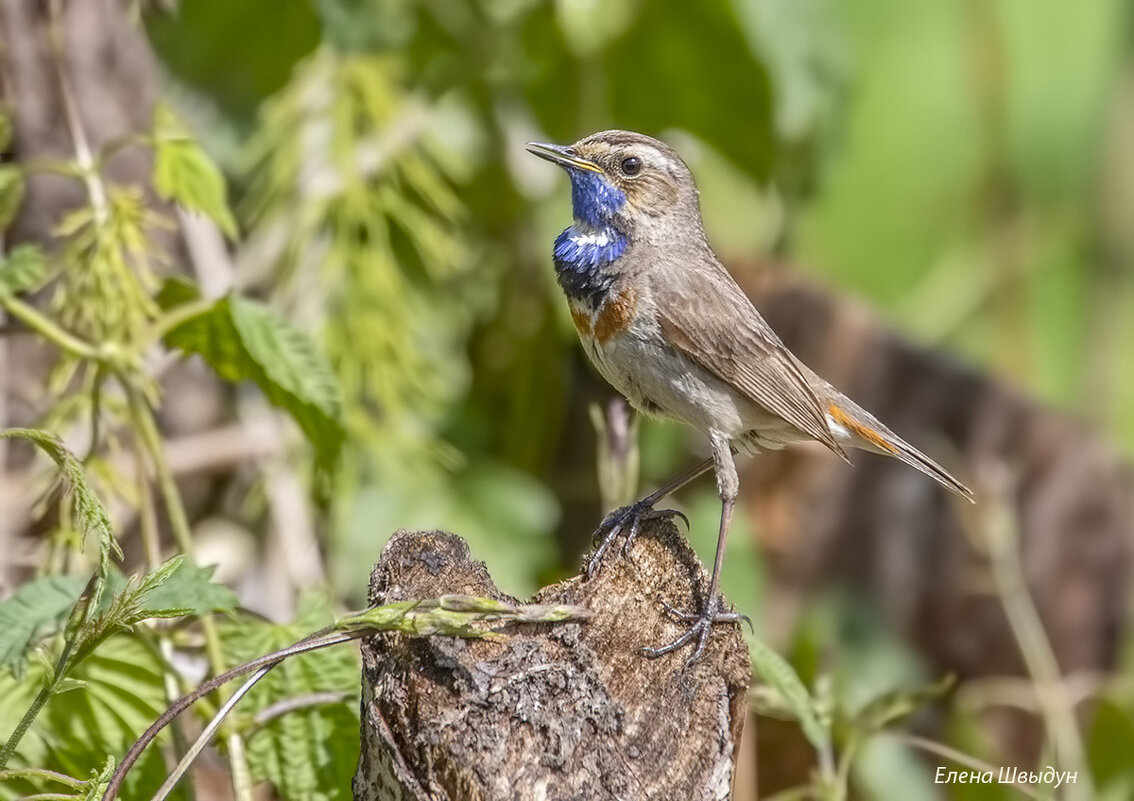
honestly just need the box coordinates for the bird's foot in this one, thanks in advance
[584,500,689,580]
[642,598,751,668]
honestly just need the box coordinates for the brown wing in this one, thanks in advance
[652,262,849,460]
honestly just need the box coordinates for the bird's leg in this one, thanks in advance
[585,456,714,580]
[643,431,747,667]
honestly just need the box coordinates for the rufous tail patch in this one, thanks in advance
[828,404,897,454]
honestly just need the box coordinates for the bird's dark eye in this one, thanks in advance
[620,156,642,176]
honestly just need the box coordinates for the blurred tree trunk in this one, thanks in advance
[354,526,751,801]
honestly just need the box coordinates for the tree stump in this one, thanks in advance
[353,522,752,800]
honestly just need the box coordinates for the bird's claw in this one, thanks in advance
[585,502,688,580]
[658,597,752,632]
[644,599,749,668]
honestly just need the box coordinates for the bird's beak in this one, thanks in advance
[525,142,604,174]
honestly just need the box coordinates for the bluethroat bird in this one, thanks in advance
[527,130,974,666]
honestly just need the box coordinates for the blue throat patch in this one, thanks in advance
[553,170,628,307]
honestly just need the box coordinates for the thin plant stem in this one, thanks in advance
[150,665,274,801]
[46,0,108,225]
[899,733,1042,800]
[250,691,351,729]
[0,575,96,770]
[133,435,197,801]
[0,768,85,789]
[102,629,350,801]
[985,486,1094,800]
[0,296,101,361]
[124,381,254,801]
[147,297,218,343]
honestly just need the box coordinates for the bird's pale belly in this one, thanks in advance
[570,297,801,449]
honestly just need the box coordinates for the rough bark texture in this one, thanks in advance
[354,524,752,801]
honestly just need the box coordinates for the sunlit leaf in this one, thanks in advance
[222,597,360,801]
[0,637,181,801]
[0,429,121,579]
[0,245,48,297]
[0,575,87,673]
[41,637,185,801]
[138,560,237,619]
[78,758,115,801]
[152,102,238,237]
[162,286,344,465]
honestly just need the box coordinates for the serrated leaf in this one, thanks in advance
[222,597,360,801]
[41,637,187,801]
[748,632,830,753]
[0,636,183,801]
[151,102,237,237]
[229,297,344,463]
[79,758,115,801]
[0,165,26,231]
[138,559,237,618]
[72,557,236,664]
[0,429,121,582]
[0,575,87,672]
[163,292,344,465]
[161,285,247,382]
[0,245,48,297]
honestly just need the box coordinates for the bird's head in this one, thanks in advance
[526,130,701,236]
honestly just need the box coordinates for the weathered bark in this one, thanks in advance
[354,524,751,801]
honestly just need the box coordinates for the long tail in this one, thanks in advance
[821,391,974,502]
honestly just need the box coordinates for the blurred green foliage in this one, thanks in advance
[2,0,1132,799]
[140,1,1133,796]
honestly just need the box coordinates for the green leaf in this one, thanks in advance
[72,556,237,665]
[0,245,48,297]
[137,560,238,619]
[0,165,26,231]
[151,102,238,237]
[0,430,121,580]
[159,281,247,382]
[154,274,201,311]
[748,632,830,753]
[222,597,360,801]
[78,758,115,801]
[42,637,185,801]
[0,636,182,801]
[230,297,343,456]
[851,674,955,733]
[162,287,344,465]
[0,576,87,673]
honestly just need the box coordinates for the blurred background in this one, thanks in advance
[1,0,1133,799]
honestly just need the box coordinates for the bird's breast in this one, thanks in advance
[570,286,639,346]
[570,291,801,440]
